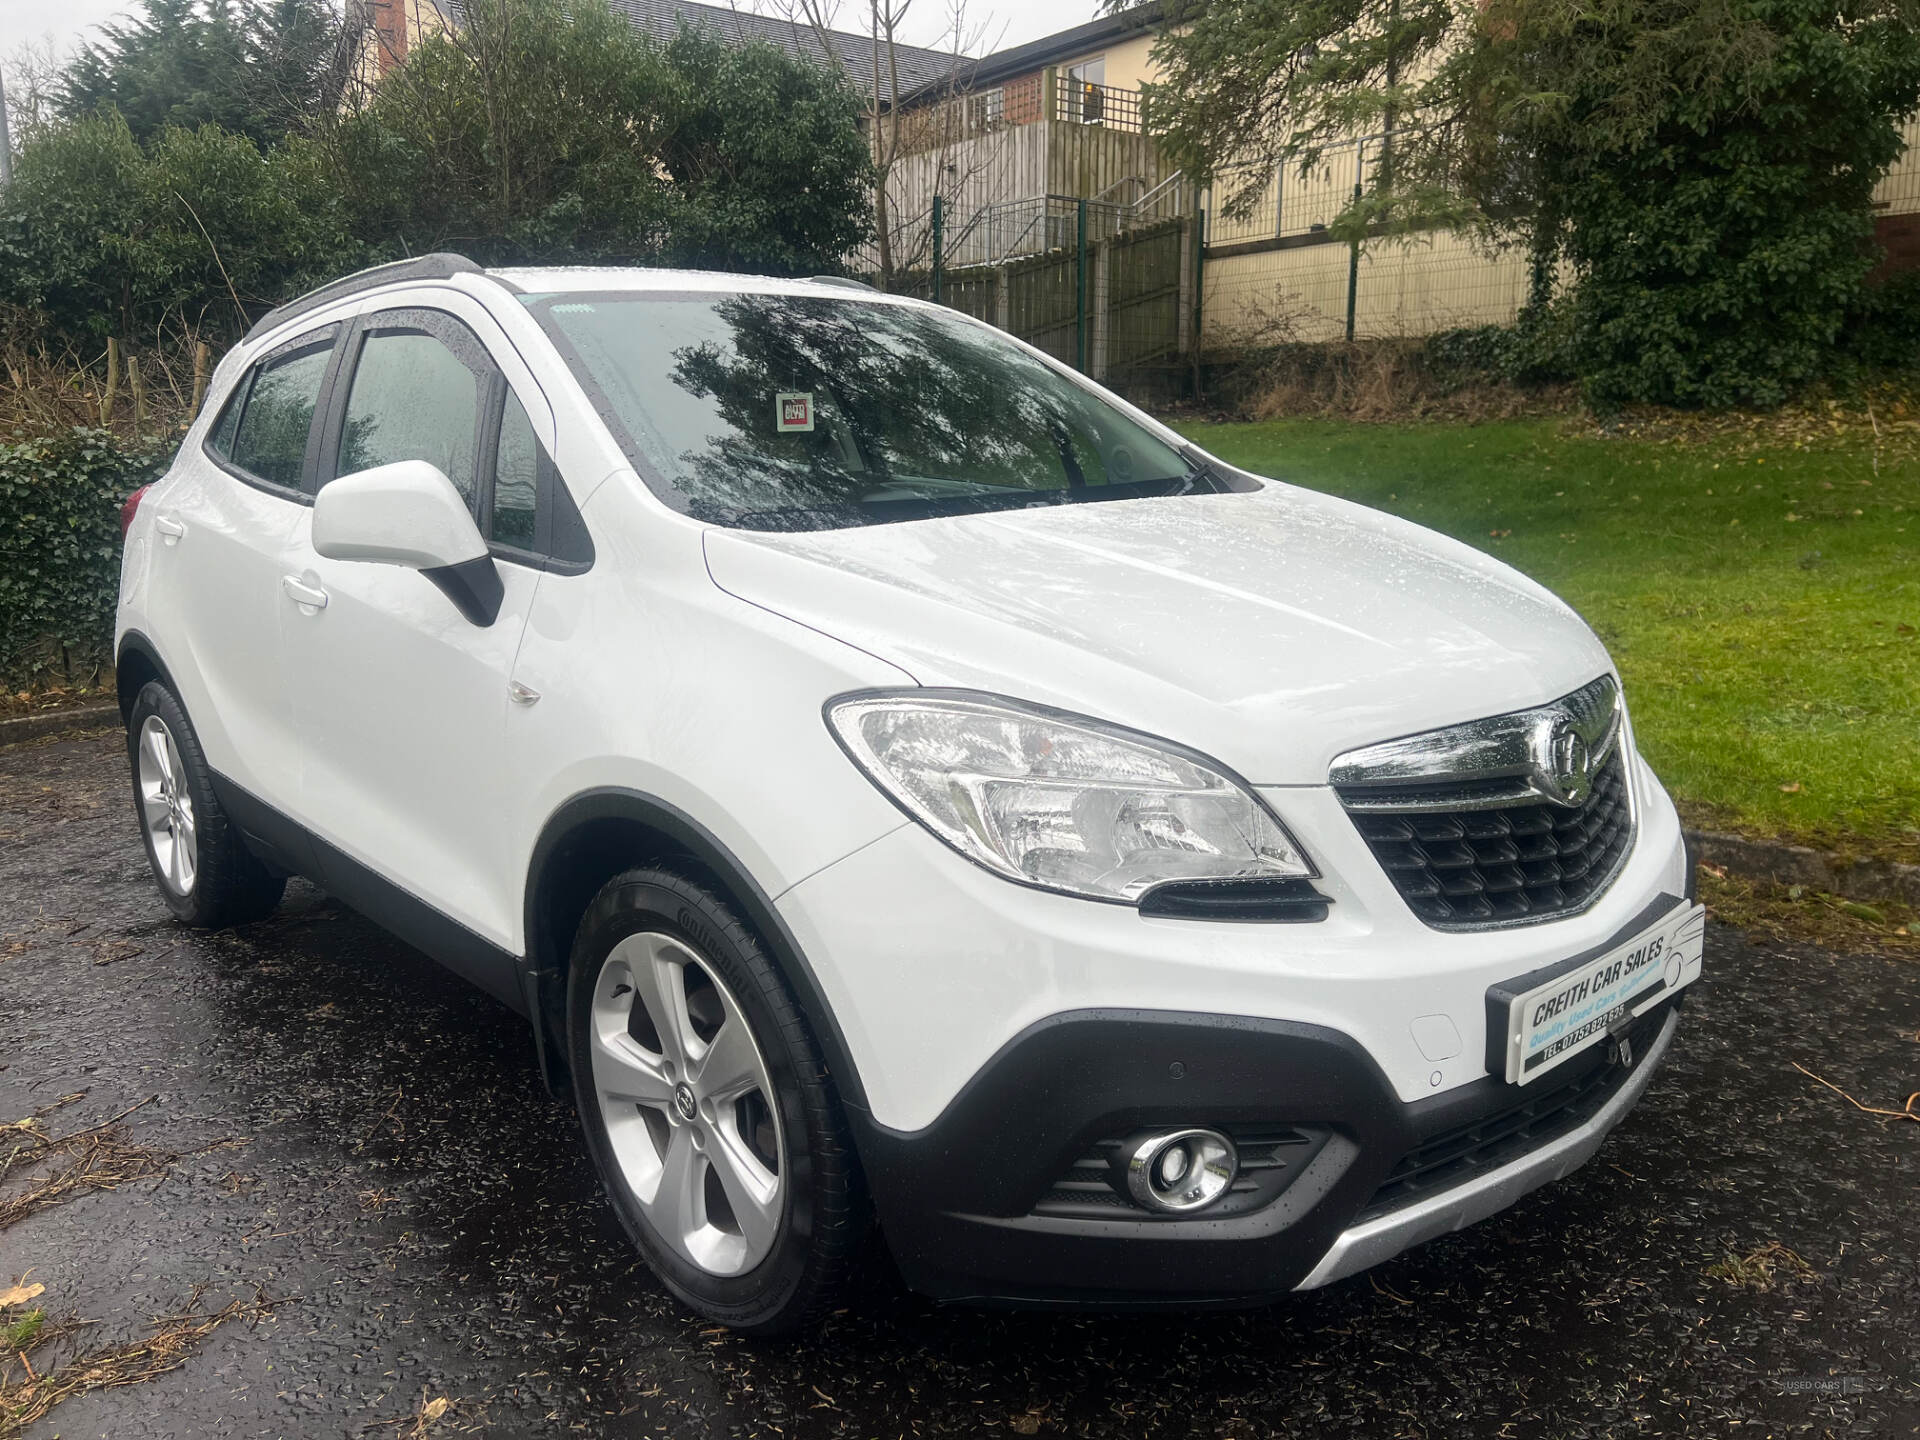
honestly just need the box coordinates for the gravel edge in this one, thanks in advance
[1688,828,1920,908]
[0,703,120,747]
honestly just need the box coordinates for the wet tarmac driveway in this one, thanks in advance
[2,731,1916,1438]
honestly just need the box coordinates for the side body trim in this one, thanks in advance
[208,770,526,1012]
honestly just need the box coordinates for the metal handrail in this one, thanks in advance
[1092,176,1150,206]
[1130,170,1186,218]
[943,204,989,256]
[991,208,1049,264]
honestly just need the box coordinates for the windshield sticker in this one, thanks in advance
[776,392,814,433]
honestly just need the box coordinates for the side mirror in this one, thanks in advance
[312,460,502,625]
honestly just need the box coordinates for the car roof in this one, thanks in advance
[245,255,905,348]
[491,266,896,299]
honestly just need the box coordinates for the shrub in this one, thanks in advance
[0,112,361,346]
[1845,270,1920,372]
[1546,0,1920,410]
[327,0,872,274]
[1425,309,1576,387]
[0,428,175,685]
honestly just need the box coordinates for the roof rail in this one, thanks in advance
[244,253,488,343]
[808,275,877,291]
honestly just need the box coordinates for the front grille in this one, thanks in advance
[1359,1004,1669,1223]
[1343,749,1633,929]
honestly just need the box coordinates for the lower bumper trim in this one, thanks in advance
[1294,1006,1680,1290]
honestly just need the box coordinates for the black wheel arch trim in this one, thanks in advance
[115,630,179,723]
[520,787,874,1115]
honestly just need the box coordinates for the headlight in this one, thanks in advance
[825,691,1313,904]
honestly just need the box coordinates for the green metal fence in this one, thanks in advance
[888,196,1200,397]
[1106,220,1186,373]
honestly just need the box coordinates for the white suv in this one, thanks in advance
[116,255,1704,1332]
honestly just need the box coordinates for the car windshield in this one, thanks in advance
[523,291,1232,530]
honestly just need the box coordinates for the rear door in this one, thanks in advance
[145,325,339,812]
[278,299,561,970]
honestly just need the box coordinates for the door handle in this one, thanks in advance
[154,516,186,544]
[281,575,329,610]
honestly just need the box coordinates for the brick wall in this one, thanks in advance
[366,0,409,73]
[1872,212,1920,282]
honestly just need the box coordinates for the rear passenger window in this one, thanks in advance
[337,329,482,506]
[490,392,540,551]
[225,343,331,490]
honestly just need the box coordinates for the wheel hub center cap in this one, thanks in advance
[673,1082,698,1121]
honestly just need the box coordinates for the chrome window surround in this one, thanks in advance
[1330,675,1626,814]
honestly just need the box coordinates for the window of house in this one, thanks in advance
[1066,57,1106,124]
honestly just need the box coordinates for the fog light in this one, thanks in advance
[1124,1128,1237,1213]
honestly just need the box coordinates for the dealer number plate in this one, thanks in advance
[1504,903,1706,1085]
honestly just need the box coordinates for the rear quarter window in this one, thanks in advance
[207,377,247,458]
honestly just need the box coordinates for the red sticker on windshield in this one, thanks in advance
[776,392,814,432]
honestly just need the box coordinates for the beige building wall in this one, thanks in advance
[1052,32,1161,96]
[1203,232,1535,347]
[1873,114,1920,213]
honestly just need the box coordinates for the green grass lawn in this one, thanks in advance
[1178,416,1920,859]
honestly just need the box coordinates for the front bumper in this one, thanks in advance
[848,994,1683,1304]
[777,747,1694,1303]
[1298,1000,1678,1289]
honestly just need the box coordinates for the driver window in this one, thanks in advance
[336,327,483,509]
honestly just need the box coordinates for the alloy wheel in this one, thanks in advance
[588,931,785,1277]
[137,714,197,897]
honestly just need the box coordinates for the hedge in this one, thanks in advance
[0,428,175,686]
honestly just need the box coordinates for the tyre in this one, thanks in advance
[127,680,285,928]
[566,867,867,1333]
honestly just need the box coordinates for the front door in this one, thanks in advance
[277,300,554,985]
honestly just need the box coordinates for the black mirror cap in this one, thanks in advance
[422,555,505,626]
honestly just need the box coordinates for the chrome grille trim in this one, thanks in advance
[1330,675,1622,814]
[1331,678,1638,931]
